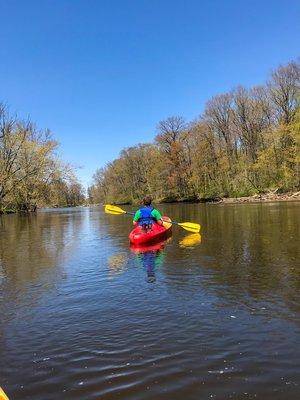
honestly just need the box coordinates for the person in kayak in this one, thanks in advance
[133,196,163,232]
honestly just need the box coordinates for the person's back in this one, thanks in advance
[133,196,163,231]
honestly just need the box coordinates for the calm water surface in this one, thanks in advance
[0,203,299,400]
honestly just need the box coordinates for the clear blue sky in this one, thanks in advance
[1,0,299,187]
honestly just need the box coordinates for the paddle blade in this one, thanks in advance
[104,204,127,215]
[177,222,201,233]
[0,387,9,400]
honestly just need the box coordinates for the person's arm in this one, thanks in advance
[151,209,163,225]
[133,210,141,225]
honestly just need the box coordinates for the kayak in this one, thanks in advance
[129,216,172,245]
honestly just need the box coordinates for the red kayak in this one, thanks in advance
[129,216,172,245]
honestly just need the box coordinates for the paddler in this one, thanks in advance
[133,196,163,231]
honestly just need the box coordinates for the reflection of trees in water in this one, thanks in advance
[0,211,85,294]
[107,253,128,277]
[101,202,299,307]
[92,208,132,279]
[94,207,131,248]
[161,203,300,311]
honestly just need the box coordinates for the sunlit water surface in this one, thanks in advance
[0,203,299,400]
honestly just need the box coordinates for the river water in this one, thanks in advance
[0,203,299,400]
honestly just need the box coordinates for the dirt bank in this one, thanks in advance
[213,191,300,204]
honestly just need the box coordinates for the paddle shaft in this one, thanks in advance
[104,204,200,233]
[123,210,178,225]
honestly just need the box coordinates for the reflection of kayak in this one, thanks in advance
[130,237,170,253]
[129,216,172,245]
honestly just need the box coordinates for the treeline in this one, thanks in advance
[89,61,300,204]
[0,104,85,213]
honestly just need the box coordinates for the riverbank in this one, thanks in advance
[89,191,300,209]
[0,204,87,215]
[137,191,300,205]
[3,193,299,214]
[213,191,300,204]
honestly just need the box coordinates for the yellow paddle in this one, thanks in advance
[104,204,201,233]
[0,387,9,400]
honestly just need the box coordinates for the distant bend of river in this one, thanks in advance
[0,202,299,400]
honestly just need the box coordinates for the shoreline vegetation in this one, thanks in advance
[2,189,299,215]
[3,189,299,215]
[88,60,300,206]
[0,104,85,214]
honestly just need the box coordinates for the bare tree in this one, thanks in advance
[203,93,237,158]
[232,86,272,162]
[268,61,300,124]
[155,116,187,153]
